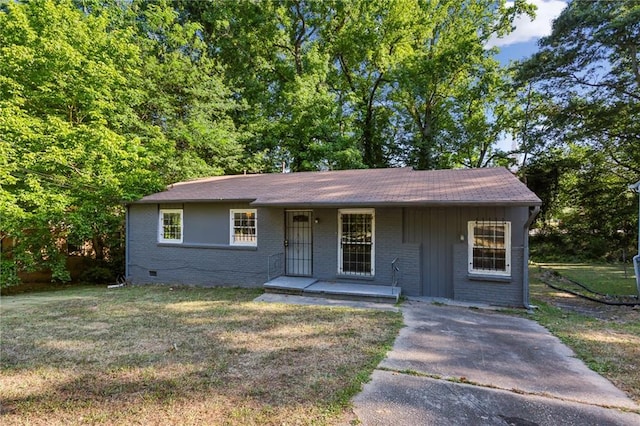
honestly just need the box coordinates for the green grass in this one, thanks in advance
[0,285,403,425]
[536,262,638,295]
[525,265,640,403]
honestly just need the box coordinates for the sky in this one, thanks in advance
[490,0,568,65]
[489,0,568,153]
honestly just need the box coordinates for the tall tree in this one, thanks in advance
[442,61,519,168]
[519,0,640,259]
[519,0,639,176]
[177,0,532,170]
[0,0,543,285]
[393,0,533,169]
[131,0,245,180]
[174,0,363,172]
[264,0,361,171]
[328,0,415,168]
[0,0,164,284]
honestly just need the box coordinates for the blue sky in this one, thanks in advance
[490,0,568,64]
[489,0,568,152]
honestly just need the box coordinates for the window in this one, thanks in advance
[338,209,374,276]
[468,221,511,276]
[159,209,183,243]
[230,209,257,246]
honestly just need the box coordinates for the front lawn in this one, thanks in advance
[0,285,403,425]
[527,264,640,404]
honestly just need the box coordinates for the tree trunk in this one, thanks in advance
[416,106,434,170]
[92,236,104,261]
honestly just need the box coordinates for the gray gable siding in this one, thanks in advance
[402,206,530,305]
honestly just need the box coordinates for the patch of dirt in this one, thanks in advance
[1,295,93,309]
[81,322,112,333]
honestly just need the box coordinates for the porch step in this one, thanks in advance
[264,276,401,304]
[304,282,401,304]
[264,276,318,295]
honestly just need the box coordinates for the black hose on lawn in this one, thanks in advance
[563,277,610,297]
[541,277,640,307]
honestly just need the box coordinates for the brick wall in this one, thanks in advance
[127,203,529,305]
[400,243,422,296]
[311,207,407,287]
[453,243,525,307]
[127,203,283,287]
[128,204,411,289]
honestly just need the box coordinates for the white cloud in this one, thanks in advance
[486,0,567,48]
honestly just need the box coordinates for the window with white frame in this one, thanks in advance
[159,209,183,243]
[230,209,257,246]
[468,221,511,276]
[338,209,375,276]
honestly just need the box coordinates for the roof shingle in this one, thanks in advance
[135,167,541,207]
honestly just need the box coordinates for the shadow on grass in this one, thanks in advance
[1,285,402,424]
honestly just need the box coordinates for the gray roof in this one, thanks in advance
[134,167,542,207]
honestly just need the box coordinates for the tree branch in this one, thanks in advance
[569,73,640,101]
[337,54,357,93]
[628,42,640,88]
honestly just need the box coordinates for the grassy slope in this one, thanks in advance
[0,286,402,425]
[526,264,640,404]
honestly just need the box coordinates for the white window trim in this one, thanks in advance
[158,209,183,244]
[230,209,257,247]
[338,208,375,276]
[468,221,511,276]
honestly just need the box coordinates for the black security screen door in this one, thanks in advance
[285,211,312,276]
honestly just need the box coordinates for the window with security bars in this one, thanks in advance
[339,209,374,276]
[468,221,511,276]
[230,209,257,246]
[159,209,183,243]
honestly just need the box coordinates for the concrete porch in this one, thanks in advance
[264,276,401,303]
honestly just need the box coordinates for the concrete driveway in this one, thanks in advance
[353,301,640,425]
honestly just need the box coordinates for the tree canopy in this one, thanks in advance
[4,0,637,285]
[519,0,639,260]
[0,0,244,284]
[1,0,161,283]
[1,0,536,285]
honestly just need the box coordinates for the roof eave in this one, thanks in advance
[128,198,541,207]
[250,200,542,208]
[130,198,257,205]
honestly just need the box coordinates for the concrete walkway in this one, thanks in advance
[353,300,640,425]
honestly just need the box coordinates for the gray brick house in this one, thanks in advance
[126,167,541,307]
